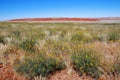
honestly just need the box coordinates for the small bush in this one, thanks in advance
[38,31,46,40]
[15,53,65,78]
[33,30,46,40]
[19,39,36,52]
[0,36,7,45]
[71,48,102,79]
[13,30,21,38]
[71,31,92,42]
[112,54,120,74]
[59,30,67,40]
[108,30,120,41]
[97,33,107,42]
[71,31,84,42]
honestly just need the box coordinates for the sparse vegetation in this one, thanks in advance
[0,22,120,80]
[71,47,102,79]
[15,53,65,78]
[19,38,36,52]
[0,35,8,45]
[108,30,120,41]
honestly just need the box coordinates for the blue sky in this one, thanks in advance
[0,0,120,20]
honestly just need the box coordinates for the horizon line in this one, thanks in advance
[7,16,120,20]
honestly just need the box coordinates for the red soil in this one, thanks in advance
[9,18,98,22]
[0,63,26,80]
[48,69,93,80]
[48,69,120,80]
[0,63,119,80]
[9,17,120,22]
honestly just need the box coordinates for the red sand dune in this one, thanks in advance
[9,17,120,22]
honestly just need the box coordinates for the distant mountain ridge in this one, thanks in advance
[9,17,120,22]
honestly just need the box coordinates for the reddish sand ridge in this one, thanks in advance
[9,18,98,21]
[9,17,120,22]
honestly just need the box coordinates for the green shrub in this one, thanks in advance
[15,53,65,78]
[0,36,7,45]
[0,26,8,29]
[59,30,67,40]
[83,33,93,42]
[71,31,84,42]
[97,34,105,41]
[13,30,21,38]
[112,55,120,74]
[71,48,102,79]
[91,32,105,42]
[33,30,46,40]
[108,30,120,41]
[19,39,36,52]
[71,31,92,42]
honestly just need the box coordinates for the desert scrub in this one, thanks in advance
[38,31,46,40]
[15,53,65,79]
[108,30,120,42]
[71,31,84,42]
[71,48,102,79]
[111,54,120,74]
[31,30,46,40]
[19,38,36,52]
[59,30,67,41]
[45,39,70,54]
[71,31,92,43]
[12,30,21,38]
[0,35,8,45]
[3,46,25,65]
